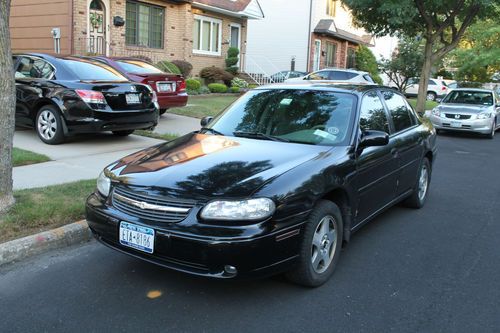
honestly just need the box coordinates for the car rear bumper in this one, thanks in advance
[430,115,494,134]
[157,93,188,110]
[85,193,305,279]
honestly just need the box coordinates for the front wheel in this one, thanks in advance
[487,120,496,139]
[286,200,343,287]
[404,158,431,208]
[36,105,65,144]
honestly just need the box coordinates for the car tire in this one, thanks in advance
[35,105,65,145]
[404,158,431,209]
[112,130,135,137]
[426,92,437,101]
[487,120,496,139]
[286,200,343,287]
[159,109,167,116]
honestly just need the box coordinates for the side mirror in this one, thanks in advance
[359,130,389,149]
[200,116,213,127]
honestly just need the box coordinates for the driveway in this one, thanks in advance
[2,133,500,332]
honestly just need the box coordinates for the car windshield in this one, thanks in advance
[442,90,493,106]
[61,58,128,81]
[209,89,357,146]
[116,60,164,74]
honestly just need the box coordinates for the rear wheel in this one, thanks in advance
[404,158,431,208]
[112,130,134,137]
[286,200,343,287]
[36,105,65,145]
[426,92,437,101]
[159,109,167,116]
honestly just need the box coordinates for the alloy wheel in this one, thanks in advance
[418,164,429,202]
[311,215,337,274]
[37,110,58,140]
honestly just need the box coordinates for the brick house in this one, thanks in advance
[9,0,264,77]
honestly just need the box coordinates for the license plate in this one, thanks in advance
[157,82,175,92]
[119,222,155,254]
[126,93,141,104]
[450,121,461,128]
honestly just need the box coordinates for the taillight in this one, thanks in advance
[442,86,447,91]
[178,80,186,92]
[76,90,106,104]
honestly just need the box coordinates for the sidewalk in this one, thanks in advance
[154,112,200,135]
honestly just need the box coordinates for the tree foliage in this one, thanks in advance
[380,37,424,91]
[343,0,500,112]
[450,18,500,82]
[354,45,383,84]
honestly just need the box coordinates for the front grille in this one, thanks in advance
[112,186,195,223]
[445,114,471,120]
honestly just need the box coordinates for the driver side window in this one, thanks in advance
[359,91,390,133]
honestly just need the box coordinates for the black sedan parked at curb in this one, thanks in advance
[86,83,437,287]
[13,53,159,144]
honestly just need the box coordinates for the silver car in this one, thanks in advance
[430,88,500,139]
[286,68,375,84]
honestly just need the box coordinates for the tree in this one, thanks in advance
[0,0,15,213]
[355,45,383,84]
[343,0,500,113]
[380,37,424,92]
[450,18,500,82]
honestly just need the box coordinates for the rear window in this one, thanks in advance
[363,74,374,83]
[61,58,128,81]
[116,60,164,74]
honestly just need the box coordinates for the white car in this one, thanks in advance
[404,78,449,101]
[286,68,375,84]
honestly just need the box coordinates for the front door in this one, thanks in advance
[230,23,241,67]
[88,0,106,54]
[313,40,321,71]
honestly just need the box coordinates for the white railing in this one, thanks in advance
[243,55,284,85]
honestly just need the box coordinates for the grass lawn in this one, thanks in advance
[12,148,50,167]
[168,95,239,119]
[0,179,96,243]
[134,130,179,141]
[408,98,439,111]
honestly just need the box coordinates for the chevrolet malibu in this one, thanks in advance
[430,88,500,139]
[86,83,437,287]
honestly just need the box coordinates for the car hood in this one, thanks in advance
[106,133,332,199]
[437,103,493,114]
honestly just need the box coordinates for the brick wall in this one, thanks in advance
[309,33,358,71]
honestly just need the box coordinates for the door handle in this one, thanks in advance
[390,148,399,157]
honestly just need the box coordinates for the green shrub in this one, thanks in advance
[186,78,201,91]
[229,86,240,93]
[231,77,249,88]
[355,45,383,85]
[200,66,234,85]
[248,84,259,89]
[186,89,200,95]
[208,83,228,93]
[171,60,193,77]
[228,47,239,58]
[199,86,211,94]
[225,57,239,68]
[156,61,181,74]
[226,66,238,75]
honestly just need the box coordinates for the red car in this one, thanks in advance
[92,57,187,115]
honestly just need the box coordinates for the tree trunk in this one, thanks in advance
[415,39,434,115]
[0,0,16,214]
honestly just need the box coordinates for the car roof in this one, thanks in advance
[448,88,492,93]
[256,82,388,95]
[317,68,369,75]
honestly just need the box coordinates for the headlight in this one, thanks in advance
[200,198,276,221]
[97,171,111,197]
[477,112,492,119]
[431,108,440,116]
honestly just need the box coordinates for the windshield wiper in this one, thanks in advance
[233,131,289,142]
[199,127,224,136]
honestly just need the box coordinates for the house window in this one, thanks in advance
[193,15,222,55]
[347,48,356,68]
[326,0,337,17]
[126,1,164,48]
[325,42,337,67]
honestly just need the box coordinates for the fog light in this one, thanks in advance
[224,265,237,275]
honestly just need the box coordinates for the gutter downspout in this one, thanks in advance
[306,0,313,72]
[69,0,74,55]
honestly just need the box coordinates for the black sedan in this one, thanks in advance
[13,53,159,144]
[86,83,437,287]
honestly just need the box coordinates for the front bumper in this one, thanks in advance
[429,115,494,134]
[85,193,306,279]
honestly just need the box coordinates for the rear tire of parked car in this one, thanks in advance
[112,130,135,137]
[35,105,65,145]
[159,109,167,116]
[404,158,431,209]
[286,200,343,287]
[426,92,437,101]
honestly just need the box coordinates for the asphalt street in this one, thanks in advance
[1,132,500,333]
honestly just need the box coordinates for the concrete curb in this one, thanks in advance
[0,220,92,267]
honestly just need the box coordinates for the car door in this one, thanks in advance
[380,89,424,196]
[14,56,56,126]
[405,78,418,95]
[354,90,399,224]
